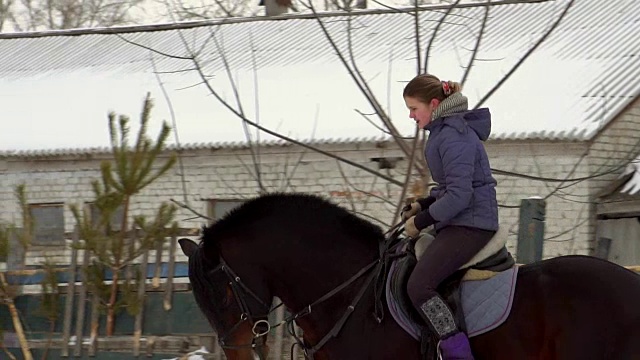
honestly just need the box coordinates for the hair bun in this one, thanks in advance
[442,81,451,96]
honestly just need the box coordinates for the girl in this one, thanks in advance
[401,74,499,359]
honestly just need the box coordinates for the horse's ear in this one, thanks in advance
[179,238,199,258]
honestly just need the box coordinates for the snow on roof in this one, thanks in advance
[0,0,638,152]
[620,156,640,196]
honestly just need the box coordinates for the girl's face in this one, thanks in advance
[404,96,440,129]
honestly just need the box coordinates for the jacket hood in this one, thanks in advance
[463,108,491,141]
[427,108,492,141]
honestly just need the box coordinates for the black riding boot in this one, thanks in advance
[417,294,474,360]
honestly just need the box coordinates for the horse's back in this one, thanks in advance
[472,255,640,360]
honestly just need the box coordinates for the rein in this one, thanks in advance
[213,221,407,360]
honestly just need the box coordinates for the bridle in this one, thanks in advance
[207,258,275,359]
[208,222,407,360]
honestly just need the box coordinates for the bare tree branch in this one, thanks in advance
[279,106,321,191]
[422,0,462,73]
[0,0,15,32]
[413,0,422,73]
[150,53,190,206]
[9,0,143,31]
[249,32,264,191]
[170,198,212,221]
[460,0,490,86]
[116,34,193,60]
[354,109,413,139]
[301,0,422,172]
[157,0,252,20]
[179,23,266,192]
[336,160,396,206]
[119,30,406,186]
[474,0,576,108]
[392,126,421,224]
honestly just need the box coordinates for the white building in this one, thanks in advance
[0,0,639,268]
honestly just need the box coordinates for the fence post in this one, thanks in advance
[516,197,546,264]
[61,226,79,357]
[74,240,91,357]
[594,237,612,259]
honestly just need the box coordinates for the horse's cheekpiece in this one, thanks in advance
[386,239,518,341]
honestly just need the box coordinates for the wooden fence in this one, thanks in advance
[0,228,304,359]
[2,223,639,360]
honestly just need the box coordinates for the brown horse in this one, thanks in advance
[179,193,640,360]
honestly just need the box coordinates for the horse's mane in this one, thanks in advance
[200,192,384,248]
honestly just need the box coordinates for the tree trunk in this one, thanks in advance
[105,270,119,336]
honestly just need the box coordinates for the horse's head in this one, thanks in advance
[178,193,389,359]
[179,237,272,360]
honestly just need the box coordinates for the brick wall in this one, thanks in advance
[484,141,593,258]
[0,141,407,266]
[588,97,640,196]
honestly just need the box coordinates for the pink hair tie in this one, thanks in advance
[442,81,451,95]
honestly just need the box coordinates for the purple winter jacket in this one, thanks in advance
[422,108,499,232]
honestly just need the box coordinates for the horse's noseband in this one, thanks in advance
[208,258,274,360]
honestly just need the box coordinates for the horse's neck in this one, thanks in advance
[267,233,419,358]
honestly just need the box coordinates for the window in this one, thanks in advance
[88,202,125,231]
[208,199,245,222]
[30,203,65,245]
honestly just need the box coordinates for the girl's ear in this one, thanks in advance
[430,98,441,108]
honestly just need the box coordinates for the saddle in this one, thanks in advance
[384,228,516,359]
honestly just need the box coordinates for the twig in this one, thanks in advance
[150,54,190,205]
[423,0,463,73]
[354,211,391,228]
[281,106,321,191]
[204,26,265,192]
[392,126,421,224]
[336,160,359,213]
[474,0,576,108]
[461,0,490,86]
[2,345,17,360]
[249,32,264,190]
[413,0,422,74]
[301,0,416,162]
[354,109,414,139]
[170,199,212,221]
[212,166,249,198]
[117,34,193,60]
[336,161,396,206]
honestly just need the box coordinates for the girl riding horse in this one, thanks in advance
[402,74,499,360]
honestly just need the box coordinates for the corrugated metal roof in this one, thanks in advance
[0,136,394,158]
[0,0,638,152]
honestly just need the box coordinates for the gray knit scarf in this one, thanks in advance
[431,92,469,121]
